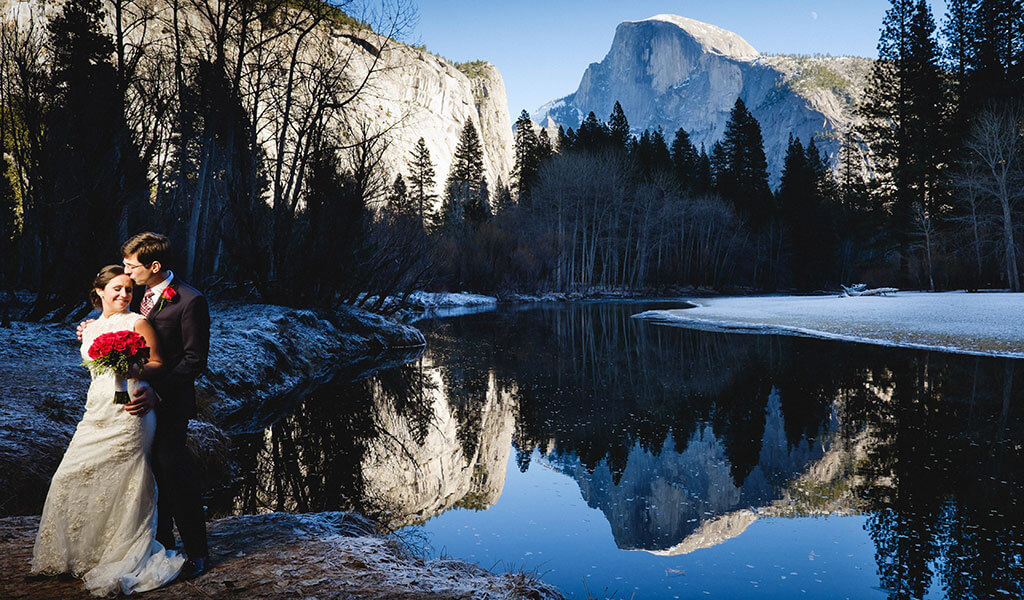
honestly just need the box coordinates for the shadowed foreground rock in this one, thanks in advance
[0,512,562,600]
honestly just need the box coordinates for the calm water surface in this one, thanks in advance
[217,301,1024,600]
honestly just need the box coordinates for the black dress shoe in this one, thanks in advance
[176,557,209,581]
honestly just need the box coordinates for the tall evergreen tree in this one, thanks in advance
[556,125,572,153]
[437,120,488,229]
[971,0,1022,100]
[491,177,513,217]
[670,127,699,191]
[859,0,946,275]
[778,136,838,289]
[574,112,609,152]
[537,129,553,162]
[634,128,671,176]
[34,0,149,314]
[385,174,414,218]
[608,101,630,150]
[513,110,540,206]
[714,98,772,224]
[693,144,713,195]
[407,137,437,228]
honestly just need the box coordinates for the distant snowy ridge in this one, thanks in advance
[634,292,1024,358]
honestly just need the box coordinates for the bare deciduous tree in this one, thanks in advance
[963,102,1024,292]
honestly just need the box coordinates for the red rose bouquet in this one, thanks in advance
[82,331,150,403]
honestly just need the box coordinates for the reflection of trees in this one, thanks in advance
[428,303,837,485]
[222,356,439,522]
[220,301,1024,597]
[848,354,1024,600]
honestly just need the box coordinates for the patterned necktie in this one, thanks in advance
[141,289,155,317]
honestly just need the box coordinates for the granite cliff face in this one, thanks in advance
[0,0,514,202]
[344,46,514,197]
[534,14,871,181]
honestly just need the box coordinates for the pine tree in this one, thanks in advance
[777,136,841,289]
[513,110,539,206]
[608,101,630,149]
[709,141,729,190]
[34,0,150,312]
[694,144,712,195]
[859,0,945,273]
[537,129,553,162]
[574,112,608,152]
[407,137,437,228]
[634,128,672,176]
[464,177,491,224]
[437,120,488,229]
[972,0,1021,100]
[386,174,414,217]
[491,177,513,217]
[715,98,772,224]
[556,125,572,153]
[670,128,699,191]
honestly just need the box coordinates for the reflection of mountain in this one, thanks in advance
[221,302,1024,600]
[546,390,840,551]
[221,358,516,529]
[361,366,516,527]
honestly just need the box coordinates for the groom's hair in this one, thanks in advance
[122,232,171,267]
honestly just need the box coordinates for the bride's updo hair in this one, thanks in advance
[89,265,129,309]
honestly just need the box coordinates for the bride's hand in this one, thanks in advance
[124,386,158,417]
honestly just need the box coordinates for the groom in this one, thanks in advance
[120,232,210,580]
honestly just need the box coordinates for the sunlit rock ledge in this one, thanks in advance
[0,303,424,516]
[0,512,563,600]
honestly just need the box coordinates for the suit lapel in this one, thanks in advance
[148,279,181,320]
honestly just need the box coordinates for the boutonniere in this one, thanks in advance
[155,286,178,314]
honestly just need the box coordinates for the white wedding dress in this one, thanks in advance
[31,311,184,596]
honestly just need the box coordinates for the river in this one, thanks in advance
[216,300,1024,600]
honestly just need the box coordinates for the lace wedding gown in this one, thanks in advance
[31,311,184,596]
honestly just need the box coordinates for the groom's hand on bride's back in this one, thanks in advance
[76,319,95,341]
[124,386,158,417]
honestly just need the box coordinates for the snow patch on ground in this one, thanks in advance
[406,291,498,308]
[633,291,1024,358]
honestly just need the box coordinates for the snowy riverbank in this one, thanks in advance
[0,304,564,598]
[0,512,561,600]
[0,303,424,516]
[633,291,1024,358]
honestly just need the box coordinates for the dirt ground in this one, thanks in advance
[0,512,561,600]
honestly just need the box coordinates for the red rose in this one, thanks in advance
[161,287,177,301]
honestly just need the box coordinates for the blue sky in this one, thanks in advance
[409,1,948,119]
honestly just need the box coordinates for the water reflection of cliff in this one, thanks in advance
[219,355,517,529]
[222,302,1024,600]
[425,303,1024,599]
[545,390,852,552]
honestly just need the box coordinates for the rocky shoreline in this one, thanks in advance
[0,302,563,598]
[0,512,560,599]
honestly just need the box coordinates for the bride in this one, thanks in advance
[30,265,184,595]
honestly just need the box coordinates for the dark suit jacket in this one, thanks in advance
[136,277,210,420]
